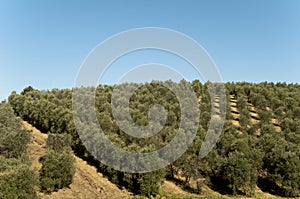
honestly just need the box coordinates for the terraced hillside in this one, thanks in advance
[228,95,281,133]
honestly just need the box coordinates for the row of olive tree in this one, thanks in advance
[8,81,300,197]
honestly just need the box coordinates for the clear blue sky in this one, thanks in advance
[1,0,299,100]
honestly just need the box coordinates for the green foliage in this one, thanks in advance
[0,102,30,158]
[138,170,165,196]
[211,133,263,196]
[40,149,75,192]
[46,133,72,152]
[239,108,250,130]
[21,86,35,95]
[258,109,272,124]
[8,81,300,197]
[220,150,257,195]
[40,132,75,192]
[262,139,300,197]
[0,102,39,198]
[0,156,39,199]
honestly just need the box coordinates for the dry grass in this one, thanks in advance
[161,180,226,199]
[229,97,240,128]
[230,106,239,114]
[161,181,199,198]
[24,121,47,170]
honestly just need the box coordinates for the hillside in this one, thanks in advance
[24,120,218,199]
[24,120,213,199]
[23,121,134,199]
[24,121,134,199]
[7,81,300,198]
[24,121,290,199]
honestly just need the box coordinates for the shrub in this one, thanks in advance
[0,156,39,199]
[0,103,30,158]
[138,170,165,196]
[40,149,75,192]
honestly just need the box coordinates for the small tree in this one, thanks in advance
[0,157,39,199]
[263,140,300,197]
[40,149,75,192]
[0,103,30,158]
[138,169,165,197]
[239,108,250,131]
[40,133,75,192]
